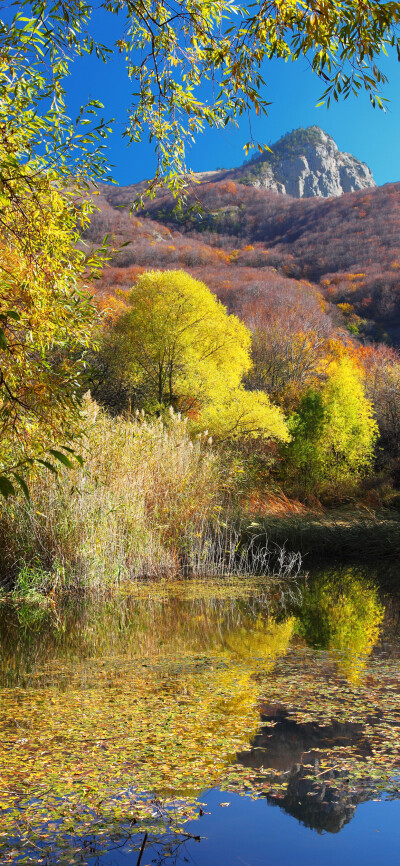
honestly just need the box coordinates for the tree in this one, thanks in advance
[0,4,113,493]
[3,2,400,192]
[358,344,400,476]
[96,269,289,441]
[1,0,398,488]
[0,129,107,496]
[248,311,334,411]
[282,355,378,499]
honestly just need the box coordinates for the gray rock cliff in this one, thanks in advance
[231,126,375,198]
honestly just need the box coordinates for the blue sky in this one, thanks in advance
[65,15,400,188]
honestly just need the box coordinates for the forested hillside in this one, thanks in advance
[86,188,333,338]
[88,178,400,344]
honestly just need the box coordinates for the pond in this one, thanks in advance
[0,565,399,865]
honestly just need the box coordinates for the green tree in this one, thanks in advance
[96,270,289,441]
[283,356,378,499]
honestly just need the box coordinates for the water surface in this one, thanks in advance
[0,566,399,864]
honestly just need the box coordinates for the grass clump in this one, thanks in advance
[12,563,53,598]
[0,396,227,589]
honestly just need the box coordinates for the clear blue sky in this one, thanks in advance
[66,14,400,188]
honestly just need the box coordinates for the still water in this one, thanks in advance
[0,567,399,865]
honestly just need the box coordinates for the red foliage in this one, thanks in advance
[86,178,400,345]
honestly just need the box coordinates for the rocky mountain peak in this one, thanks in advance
[230,126,375,198]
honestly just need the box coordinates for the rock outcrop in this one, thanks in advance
[231,126,375,198]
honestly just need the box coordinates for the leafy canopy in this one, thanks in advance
[0,2,113,493]
[0,142,105,496]
[283,355,378,497]
[3,1,400,192]
[100,269,289,441]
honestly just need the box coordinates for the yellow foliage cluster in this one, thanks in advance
[299,571,384,684]
[99,270,289,442]
[0,170,98,485]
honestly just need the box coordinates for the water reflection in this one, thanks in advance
[0,582,295,689]
[298,569,384,682]
[237,704,376,833]
[0,569,398,864]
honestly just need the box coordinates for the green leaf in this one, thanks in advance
[12,473,30,501]
[0,329,7,350]
[49,449,74,469]
[0,476,15,498]
[59,445,84,467]
[37,459,58,474]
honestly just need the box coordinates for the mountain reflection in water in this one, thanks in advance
[0,566,398,865]
[238,704,376,833]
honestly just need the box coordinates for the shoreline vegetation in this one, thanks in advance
[1,392,399,599]
[0,396,302,595]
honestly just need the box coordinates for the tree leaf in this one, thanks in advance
[49,449,74,469]
[0,476,15,498]
[36,459,58,474]
[12,473,30,501]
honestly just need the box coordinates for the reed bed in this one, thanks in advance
[0,398,221,589]
[0,397,301,591]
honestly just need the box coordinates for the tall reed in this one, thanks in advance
[0,397,223,588]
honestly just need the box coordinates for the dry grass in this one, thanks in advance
[0,397,224,588]
[1,399,305,590]
[244,489,310,517]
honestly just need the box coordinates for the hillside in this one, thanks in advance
[89,175,400,344]
[85,187,338,347]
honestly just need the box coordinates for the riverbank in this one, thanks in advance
[249,509,400,564]
[1,397,400,593]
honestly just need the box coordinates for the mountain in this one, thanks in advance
[227,126,375,198]
[86,144,399,344]
[237,705,375,834]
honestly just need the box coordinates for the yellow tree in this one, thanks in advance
[98,270,289,441]
[0,11,109,495]
[0,156,105,496]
